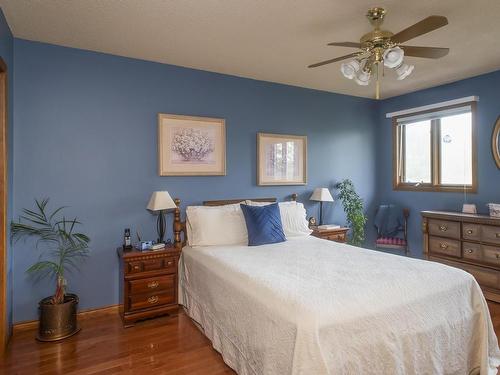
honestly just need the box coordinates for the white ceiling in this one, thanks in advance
[1,0,499,99]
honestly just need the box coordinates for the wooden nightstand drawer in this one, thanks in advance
[429,236,461,258]
[142,258,164,272]
[163,257,176,272]
[129,291,175,311]
[428,219,460,239]
[325,233,345,242]
[310,227,349,243]
[129,275,175,295]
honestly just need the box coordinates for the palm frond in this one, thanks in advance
[11,198,91,303]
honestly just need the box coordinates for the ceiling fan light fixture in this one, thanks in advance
[383,47,404,68]
[355,69,371,86]
[340,60,360,79]
[395,63,415,80]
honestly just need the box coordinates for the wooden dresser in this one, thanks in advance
[117,246,181,327]
[422,211,500,302]
[310,227,349,243]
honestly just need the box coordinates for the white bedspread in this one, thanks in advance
[178,236,500,375]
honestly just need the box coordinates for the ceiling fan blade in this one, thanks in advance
[401,46,449,59]
[391,16,448,44]
[308,53,360,68]
[327,42,362,48]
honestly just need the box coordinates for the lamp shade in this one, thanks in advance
[310,188,334,202]
[147,191,177,211]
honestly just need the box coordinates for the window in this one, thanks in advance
[393,102,477,192]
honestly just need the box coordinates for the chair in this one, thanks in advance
[374,205,410,256]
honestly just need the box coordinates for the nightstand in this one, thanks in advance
[117,245,181,327]
[311,226,349,243]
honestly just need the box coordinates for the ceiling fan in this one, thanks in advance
[308,7,449,99]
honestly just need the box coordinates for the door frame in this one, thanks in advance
[0,57,8,352]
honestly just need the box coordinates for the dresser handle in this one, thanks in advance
[466,229,473,235]
[147,296,159,304]
[147,281,159,289]
[166,261,173,266]
[439,243,448,250]
[439,225,448,232]
[133,265,140,271]
[467,249,474,253]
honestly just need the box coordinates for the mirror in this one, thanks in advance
[494,117,500,169]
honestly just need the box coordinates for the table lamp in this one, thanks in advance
[310,188,334,225]
[147,191,177,243]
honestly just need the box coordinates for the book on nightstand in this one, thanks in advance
[316,224,341,231]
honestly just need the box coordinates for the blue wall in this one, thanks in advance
[0,9,13,335]
[377,70,500,258]
[12,39,378,322]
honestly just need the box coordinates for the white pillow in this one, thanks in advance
[186,203,247,246]
[246,200,312,238]
[278,201,312,238]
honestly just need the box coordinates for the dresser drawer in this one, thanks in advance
[482,245,500,268]
[462,223,481,241]
[481,225,500,245]
[428,219,460,239]
[163,257,177,273]
[129,275,175,295]
[462,242,482,262]
[129,291,175,311]
[429,236,461,258]
[461,263,499,290]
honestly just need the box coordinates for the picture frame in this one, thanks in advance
[493,116,500,169]
[257,132,307,186]
[158,113,226,176]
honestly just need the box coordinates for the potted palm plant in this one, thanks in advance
[11,198,90,341]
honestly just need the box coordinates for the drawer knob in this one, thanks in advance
[467,249,474,254]
[439,243,448,250]
[439,225,448,232]
[147,281,159,289]
[167,261,173,266]
[148,296,159,304]
[133,265,140,270]
[466,229,473,235]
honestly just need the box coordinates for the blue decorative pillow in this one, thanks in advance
[240,203,286,246]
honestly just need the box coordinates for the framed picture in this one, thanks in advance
[158,114,226,176]
[257,132,307,186]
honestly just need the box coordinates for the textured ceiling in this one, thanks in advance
[1,0,499,99]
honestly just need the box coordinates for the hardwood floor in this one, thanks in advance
[2,303,500,374]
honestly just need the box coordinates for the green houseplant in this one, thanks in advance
[11,198,90,341]
[336,179,367,246]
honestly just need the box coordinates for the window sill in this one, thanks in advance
[393,183,477,193]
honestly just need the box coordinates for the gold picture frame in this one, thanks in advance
[158,114,226,176]
[257,132,307,186]
[493,116,500,169]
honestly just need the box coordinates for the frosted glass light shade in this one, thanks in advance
[147,191,177,211]
[396,63,414,80]
[383,47,404,68]
[340,60,360,79]
[310,188,334,202]
[355,70,371,86]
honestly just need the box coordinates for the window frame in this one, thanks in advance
[392,102,477,193]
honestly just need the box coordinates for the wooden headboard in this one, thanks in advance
[172,193,297,249]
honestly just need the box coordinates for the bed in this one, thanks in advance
[173,197,500,375]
